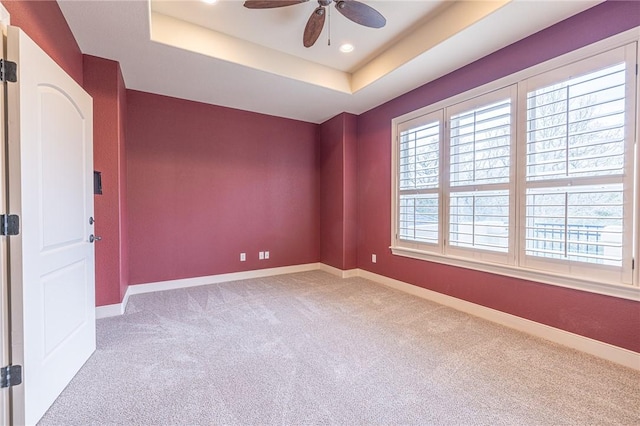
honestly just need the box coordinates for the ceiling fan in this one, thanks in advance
[243,0,386,48]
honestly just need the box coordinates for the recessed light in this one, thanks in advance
[339,43,354,53]
[203,0,218,4]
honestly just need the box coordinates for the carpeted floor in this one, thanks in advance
[39,271,640,425]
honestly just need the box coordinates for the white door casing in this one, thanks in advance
[6,26,95,425]
[0,18,10,426]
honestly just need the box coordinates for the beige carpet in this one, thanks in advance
[39,271,640,425]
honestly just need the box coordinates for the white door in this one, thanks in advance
[6,26,95,425]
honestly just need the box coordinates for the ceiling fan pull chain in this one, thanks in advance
[327,4,331,46]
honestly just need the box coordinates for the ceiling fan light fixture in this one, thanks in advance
[244,0,386,47]
[339,43,354,53]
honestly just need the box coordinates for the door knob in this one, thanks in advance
[89,235,102,243]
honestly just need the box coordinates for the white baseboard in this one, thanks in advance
[96,263,322,318]
[93,262,639,370]
[319,263,358,278]
[95,301,125,319]
[357,269,640,371]
[95,289,131,319]
[127,263,321,296]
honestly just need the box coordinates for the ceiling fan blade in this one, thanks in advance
[244,0,308,9]
[303,7,326,48]
[334,0,386,28]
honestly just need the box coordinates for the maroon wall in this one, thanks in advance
[117,66,129,301]
[319,113,358,270]
[126,90,320,285]
[2,0,83,85]
[356,0,640,352]
[344,114,357,270]
[83,55,128,306]
[319,115,344,269]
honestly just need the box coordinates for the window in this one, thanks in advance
[397,111,442,250]
[391,38,638,296]
[520,48,634,284]
[446,88,516,263]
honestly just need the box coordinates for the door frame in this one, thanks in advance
[0,5,12,426]
[0,22,10,426]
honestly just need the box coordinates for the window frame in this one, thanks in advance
[390,27,640,301]
[444,86,518,265]
[517,45,636,286]
[394,110,444,254]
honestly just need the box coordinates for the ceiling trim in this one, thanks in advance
[150,11,352,94]
[150,0,511,95]
[58,0,607,124]
[352,0,510,92]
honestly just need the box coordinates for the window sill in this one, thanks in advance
[390,246,640,301]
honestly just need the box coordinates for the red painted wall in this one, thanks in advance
[343,114,357,270]
[2,0,83,85]
[83,55,128,306]
[319,113,358,270]
[356,0,640,352]
[319,115,343,269]
[126,90,319,285]
[117,67,129,301]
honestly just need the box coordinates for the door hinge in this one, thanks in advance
[1,365,22,388]
[0,59,17,83]
[1,214,19,236]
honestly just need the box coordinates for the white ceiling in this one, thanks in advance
[57,0,602,124]
[151,0,447,73]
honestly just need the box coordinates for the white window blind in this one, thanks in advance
[449,99,511,186]
[526,63,626,181]
[523,50,632,281]
[450,190,510,252]
[399,194,438,244]
[397,112,442,246]
[447,91,514,258]
[525,185,623,265]
[399,120,439,190]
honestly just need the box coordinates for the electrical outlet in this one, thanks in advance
[372,254,377,263]
[240,253,246,262]
[259,251,265,260]
[265,251,270,259]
